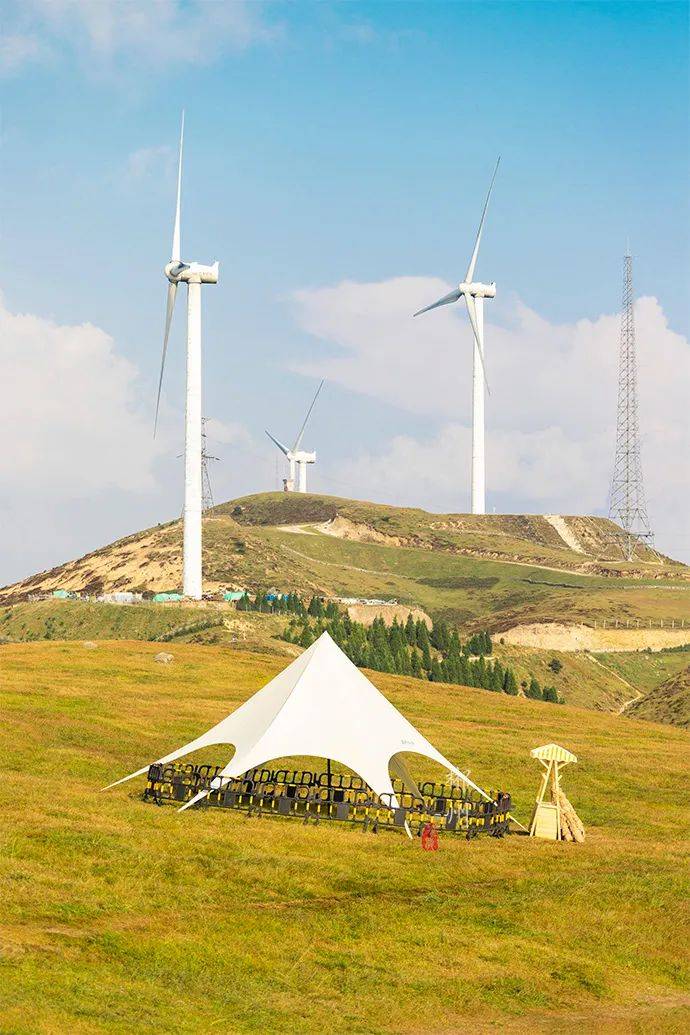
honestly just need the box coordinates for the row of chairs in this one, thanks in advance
[144,763,511,837]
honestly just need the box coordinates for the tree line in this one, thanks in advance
[284,610,522,693]
[234,591,562,702]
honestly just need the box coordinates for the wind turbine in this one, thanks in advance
[266,380,325,493]
[154,113,219,599]
[414,158,500,515]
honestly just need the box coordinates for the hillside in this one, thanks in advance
[2,496,688,640]
[627,665,690,728]
[2,492,687,725]
[0,640,687,1032]
[0,600,298,656]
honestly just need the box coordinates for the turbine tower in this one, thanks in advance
[414,158,500,515]
[266,380,325,493]
[154,113,219,599]
[608,250,654,560]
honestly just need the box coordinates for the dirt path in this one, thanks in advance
[276,525,317,535]
[586,654,644,713]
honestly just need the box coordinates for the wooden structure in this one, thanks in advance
[529,743,578,841]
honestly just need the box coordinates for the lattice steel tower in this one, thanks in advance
[608,251,654,560]
[201,417,219,514]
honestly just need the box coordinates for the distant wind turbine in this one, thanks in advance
[266,380,325,493]
[154,113,219,599]
[414,157,500,515]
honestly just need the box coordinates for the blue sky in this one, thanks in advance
[0,0,688,581]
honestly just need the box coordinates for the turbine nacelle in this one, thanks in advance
[459,281,496,299]
[165,260,219,285]
[293,450,316,464]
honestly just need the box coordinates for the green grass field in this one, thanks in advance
[2,599,688,722]
[0,600,224,644]
[592,647,690,696]
[1,641,688,1032]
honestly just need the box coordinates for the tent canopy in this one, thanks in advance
[106,631,490,812]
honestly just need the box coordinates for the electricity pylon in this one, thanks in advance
[608,250,654,561]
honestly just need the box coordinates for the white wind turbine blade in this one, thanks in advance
[265,430,292,457]
[292,379,325,452]
[154,112,185,437]
[172,111,184,261]
[154,281,178,436]
[464,156,500,284]
[464,294,491,394]
[413,288,462,317]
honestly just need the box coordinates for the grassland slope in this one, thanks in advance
[627,665,690,728]
[2,497,687,631]
[0,640,687,1033]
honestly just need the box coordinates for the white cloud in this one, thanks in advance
[0,294,163,494]
[0,293,262,584]
[339,424,610,516]
[2,0,278,76]
[204,417,252,448]
[291,277,690,559]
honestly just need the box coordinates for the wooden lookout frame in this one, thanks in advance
[529,743,578,841]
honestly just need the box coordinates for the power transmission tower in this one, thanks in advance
[607,251,654,560]
[201,417,220,514]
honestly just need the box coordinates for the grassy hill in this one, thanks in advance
[2,495,688,637]
[1,492,688,726]
[627,665,690,728]
[0,640,687,1032]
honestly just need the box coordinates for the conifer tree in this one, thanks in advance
[299,625,313,648]
[526,677,543,700]
[503,669,519,695]
[490,661,504,692]
[411,649,422,678]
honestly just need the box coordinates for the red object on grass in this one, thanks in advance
[421,822,439,851]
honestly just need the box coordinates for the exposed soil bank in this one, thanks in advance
[501,622,690,652]
[345,603,432,628]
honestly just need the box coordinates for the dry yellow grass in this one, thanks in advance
[0,640,688,1033]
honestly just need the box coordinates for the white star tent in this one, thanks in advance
[105,631,491,819]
